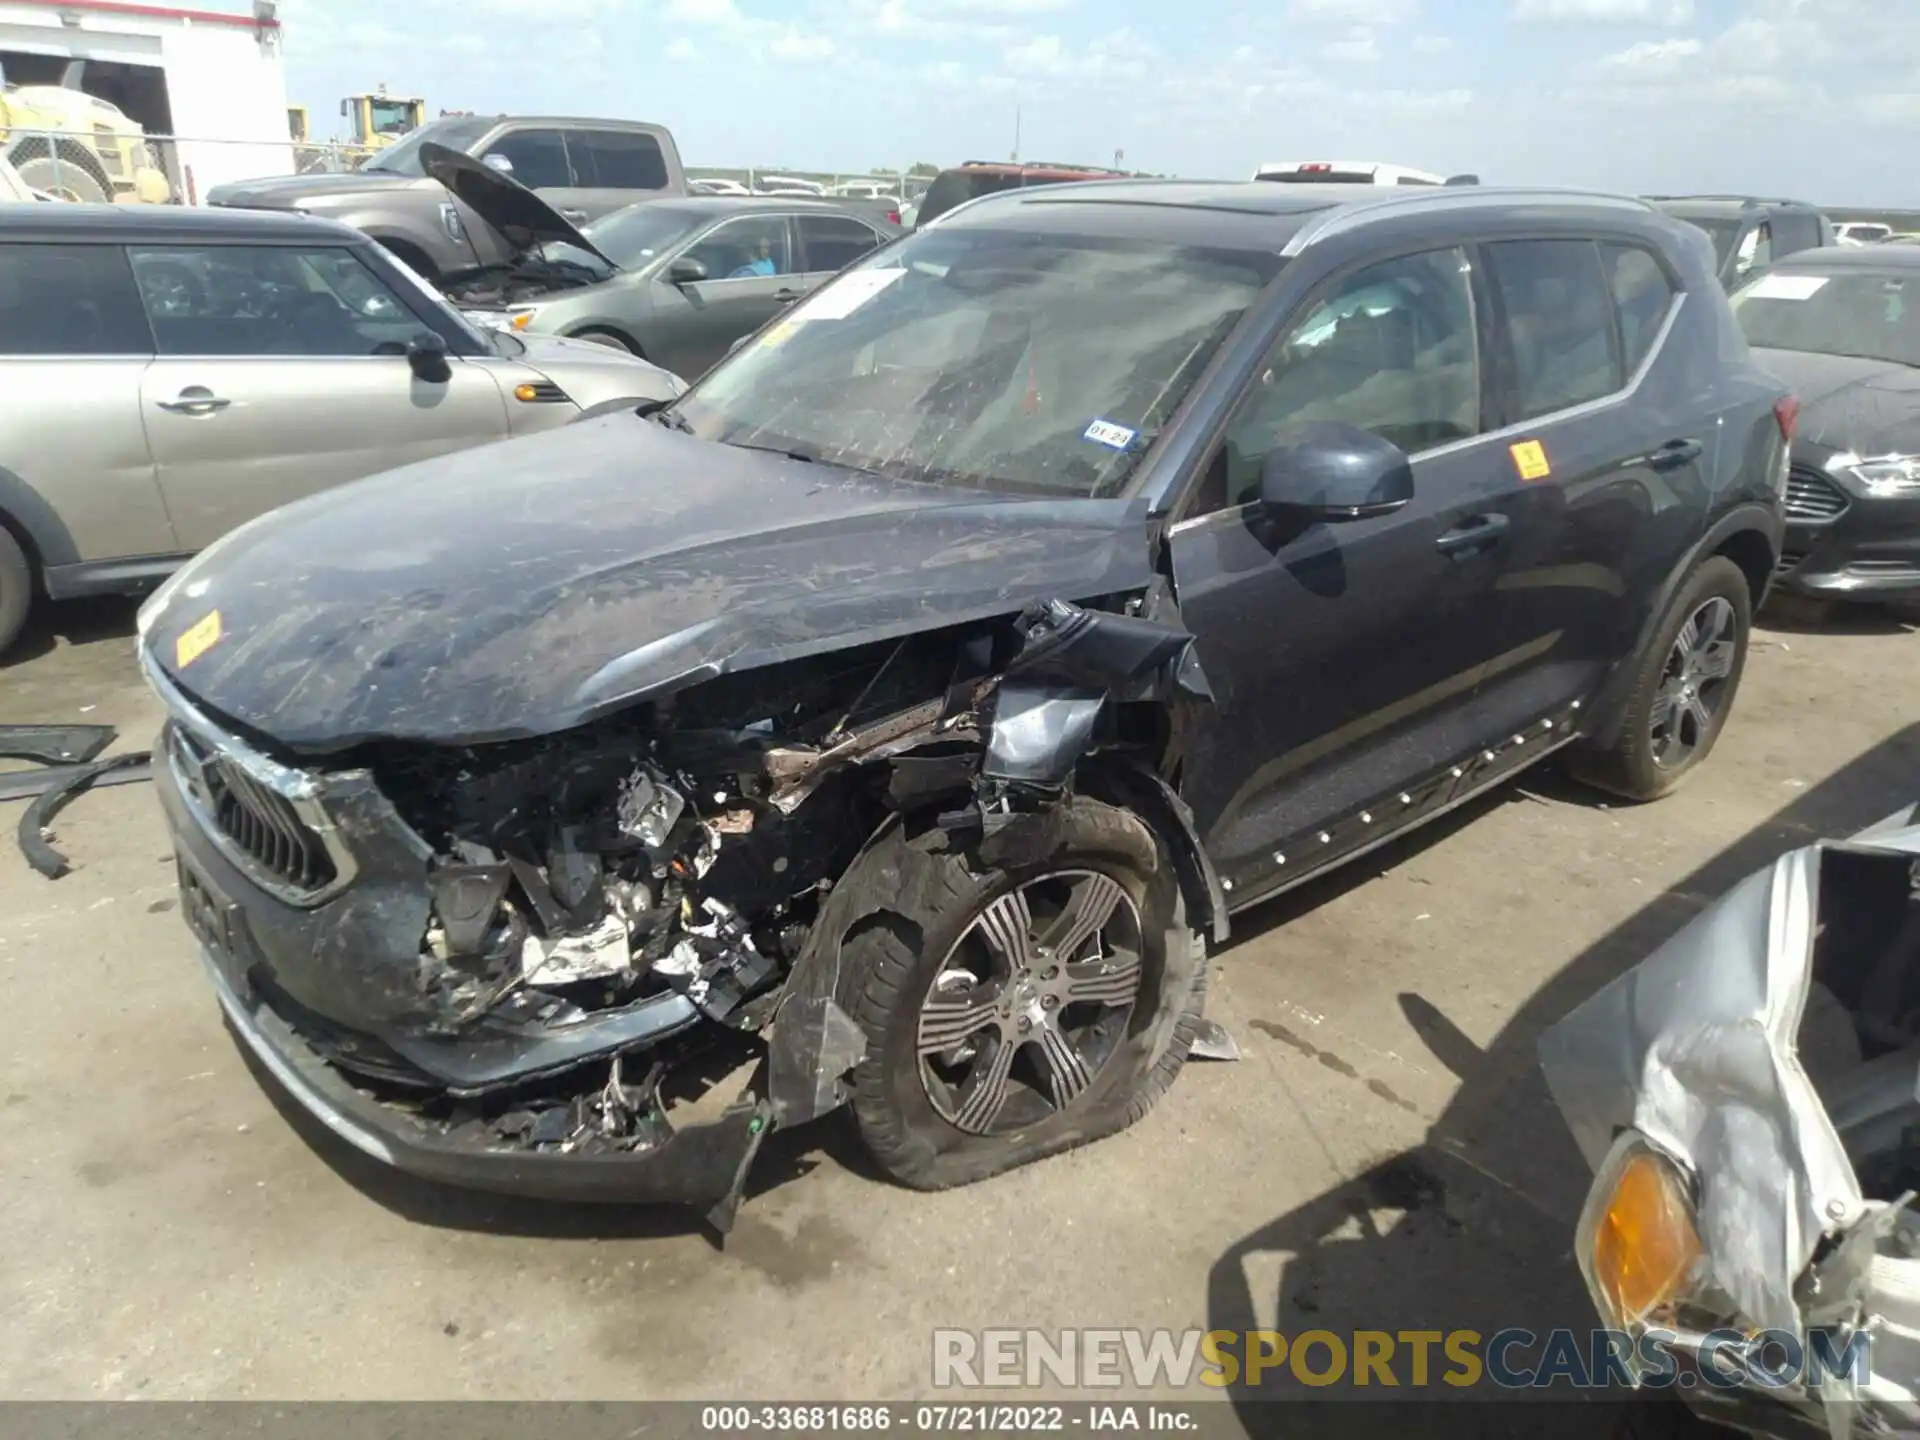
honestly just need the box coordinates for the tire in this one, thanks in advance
[11,150,109,204]
[571,328,639,355]
[1567,555,1752,802]
[0,525,35,659]
[841,797,1206,1190]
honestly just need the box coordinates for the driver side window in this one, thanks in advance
[681,216,795,281]
[128,245,425,357]
[1193,246,1480,515]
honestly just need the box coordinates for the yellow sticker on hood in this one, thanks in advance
[175,610,222,668]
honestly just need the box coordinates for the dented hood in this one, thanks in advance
[1754,346,1920,457]
[419,141,616,268]
[138,416,1155,753]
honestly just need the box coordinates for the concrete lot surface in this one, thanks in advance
[2,593,1917,1427]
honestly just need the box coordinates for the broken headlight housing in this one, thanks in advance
[1578,1134,1705,1336]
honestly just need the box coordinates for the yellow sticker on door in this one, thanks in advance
[1510,439,1551,481]
[175,610,223,668]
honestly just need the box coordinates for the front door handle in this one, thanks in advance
[772,288,802,304]
[1435,511,1510,557]
[156,389,231,415]
[1648,437,1704,472]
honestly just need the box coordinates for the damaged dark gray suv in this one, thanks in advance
[136,180,1791,1231]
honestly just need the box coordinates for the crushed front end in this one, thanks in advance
[1541,804,1920,1437]
[145,595,1213,1233]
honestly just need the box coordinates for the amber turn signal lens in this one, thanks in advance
[513,383,539,402]
[1592,1151,1701,1327]
[510,312,535,331]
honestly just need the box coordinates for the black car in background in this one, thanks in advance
[1732,245,1920,609]
[135,180,1789,1229]
[1651,194,1833,290]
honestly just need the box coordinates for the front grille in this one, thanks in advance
[170,727,337,894]
[1785,466,1850,522]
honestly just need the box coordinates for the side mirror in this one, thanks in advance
[1258,422,1414,521]
[407,331,452,384]
[482,152,515,175]
[668,255,708,285]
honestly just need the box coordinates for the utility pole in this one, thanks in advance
[1012,103,1021,163]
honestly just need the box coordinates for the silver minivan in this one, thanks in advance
[0,202,679,655]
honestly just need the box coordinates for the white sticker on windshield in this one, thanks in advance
[790,267,907,322]
[1083,419,1138,451]
[1746,274,1830,300]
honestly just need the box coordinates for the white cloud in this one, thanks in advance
[663,0,740,24]
[1322,28,1382,63]
[1004,27,1155,80]
[1410,34,1454,54]
[1514,0,1692,22]
[924,0,1070,11]
[1598,36,1701,71]
[664,36,700,61]
[770,28,835,59]
[1284,0,1418,21]
[1368,87,1475,114]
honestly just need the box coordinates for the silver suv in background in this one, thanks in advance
[204,114,687,285]
[0,202,679,656]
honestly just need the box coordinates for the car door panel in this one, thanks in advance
[142,358,509,549]
[0,240,173,563]
[1166,244,1520,897]
[129,242,511,551]
[643,215,798,380]
[1465,238,1710,743]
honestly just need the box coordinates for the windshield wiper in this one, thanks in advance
[722,439,819,463]
[646,404,693,432]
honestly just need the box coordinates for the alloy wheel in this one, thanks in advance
[1650,595,1737,769]
[915,869,1145,1136]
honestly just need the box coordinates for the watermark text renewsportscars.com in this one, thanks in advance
[932,1328,1872,1391]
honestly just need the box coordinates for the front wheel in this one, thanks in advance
[1567,555,1752,801]
[841,798,1205,1190]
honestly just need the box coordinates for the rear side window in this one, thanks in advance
[0,242,152,355]
[1601,243,1677,375]
[798,214,883,272]
[570,130,669,190]
[1487,239,1621,420]
[481,129,572,188]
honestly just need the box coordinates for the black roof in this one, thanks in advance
[637,195,889,218]
[0,202,363,244]
[938,179,1657,250]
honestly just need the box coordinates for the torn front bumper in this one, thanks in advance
[1541,802,1920,1437]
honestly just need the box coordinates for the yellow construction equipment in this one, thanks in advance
[341,87,425,152]
[0,82,172,203]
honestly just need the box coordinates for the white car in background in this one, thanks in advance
[1834,221,1895,246]
[1254,160,1447,185]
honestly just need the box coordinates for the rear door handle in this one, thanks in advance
[1435,511,1510,557]
[156,389,231,414]
[1648,438,1704,472]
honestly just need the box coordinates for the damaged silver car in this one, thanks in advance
[1543,804,1920,1436]
[137,178,1788,1231]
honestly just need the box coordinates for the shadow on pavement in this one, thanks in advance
[1207,723,1920,1438]
[2,595,140,668]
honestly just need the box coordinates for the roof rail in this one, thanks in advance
[1281,185,1655,257]
[1648,193,1816,208]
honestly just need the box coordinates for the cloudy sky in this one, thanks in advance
[279,0,1919,203]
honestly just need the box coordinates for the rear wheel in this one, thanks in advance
[0,525,35,659]
[1567,556,1751,801]
[841,798,1205,1190]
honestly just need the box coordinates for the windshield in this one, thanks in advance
[578,203,705,268]
[363,117,493,176]
[1732,267,1920,367]
[674,227,1278,498]
[1675,215,1743,265]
